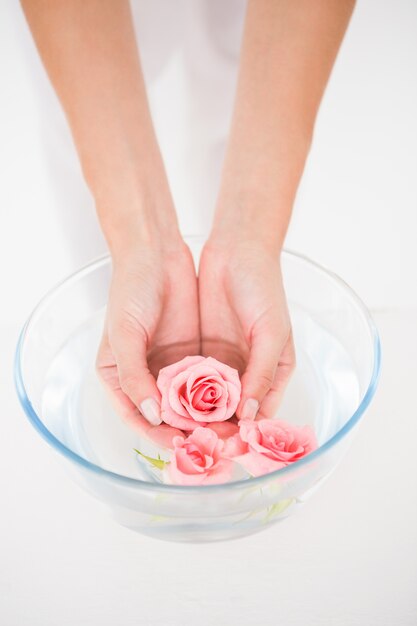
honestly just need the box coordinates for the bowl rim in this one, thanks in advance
[14,247,381,493]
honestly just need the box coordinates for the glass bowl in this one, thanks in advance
[15,241,381,542]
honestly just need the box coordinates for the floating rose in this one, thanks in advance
[231,419,318,477]
[165,427,234,485]
[156,355,241,431]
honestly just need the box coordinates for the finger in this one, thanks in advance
[96,333,188,451]
[236,325,290,421]
[96,331,149,427]
[257,332,296,419]
[109,320,162,426]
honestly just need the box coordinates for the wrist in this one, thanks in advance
[211,130,310,255]
[204,230,284,268]
[81,131,182,257]
[209,193,290,256]
[96,187,182,263]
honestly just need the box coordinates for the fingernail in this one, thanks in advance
[140,398,162,426]
[241,398,259,421]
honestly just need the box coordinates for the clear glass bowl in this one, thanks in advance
[15,242,381,542]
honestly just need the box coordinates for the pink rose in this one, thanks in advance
[232,419,318,477]
[157,355,241,431]
[166,427,234,486]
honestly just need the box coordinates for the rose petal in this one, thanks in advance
[233,450,286,477]
[202,386,221,403]
[197,458,234,484]
[204,356,240,385]
[190,382,224,411]
[175,446,206,474]
[203,454,214,470]
[194,403,229,422]
[161,392,205,431]
[157,355,205,395]
[168,371,195,417]
[167,457,207,485]
[186,369,228,403]
[189,426,220,457]
[224,381,241,417]
[189,383,210,407]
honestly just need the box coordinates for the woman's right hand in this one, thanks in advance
[96,237,200,429]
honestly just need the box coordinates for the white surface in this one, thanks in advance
[1,311,416,625]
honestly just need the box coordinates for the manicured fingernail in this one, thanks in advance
[140,398,162,426]
[241,398,259,421]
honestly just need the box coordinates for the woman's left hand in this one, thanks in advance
[198,238,296,421]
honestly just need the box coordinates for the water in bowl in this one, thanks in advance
[41,306,360,482]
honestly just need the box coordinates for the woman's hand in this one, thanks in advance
[198,238,295,421]
[197,0,355,420]
[97,238,200,427]
[20,1,200,431]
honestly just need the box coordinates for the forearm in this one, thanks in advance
[21,0,180,258]
[211,0,355,252]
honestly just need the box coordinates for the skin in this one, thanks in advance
[21,0,355,426]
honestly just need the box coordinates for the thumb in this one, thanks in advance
[110,323,162,426]
[237,325,289,421]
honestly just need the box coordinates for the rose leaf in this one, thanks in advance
[133,449,168,470]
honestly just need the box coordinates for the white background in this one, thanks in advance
[1,1,416,625]
[1,0,417,313]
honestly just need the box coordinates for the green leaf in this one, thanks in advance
[262,498,294,523]
[133,449,168,470]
